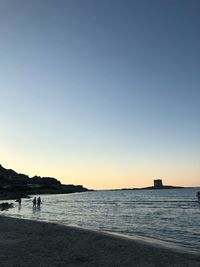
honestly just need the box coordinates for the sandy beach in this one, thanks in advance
[0,216,199,267]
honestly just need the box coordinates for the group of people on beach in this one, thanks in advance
[32,197,42,208]
[15,193,200,210]
[16,196,42,207]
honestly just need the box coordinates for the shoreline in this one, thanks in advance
[46,220,200,255]
[0,215,200,266]
[1,210,199,255]
[103,231,200,255]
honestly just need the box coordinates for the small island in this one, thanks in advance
[143,179,184,190]
[116,179,185,191]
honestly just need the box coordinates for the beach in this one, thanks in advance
[0,216,199,267]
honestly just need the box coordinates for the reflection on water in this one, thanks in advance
[1,188,200,253]
[18,205,21,212]
[32,206,42,217]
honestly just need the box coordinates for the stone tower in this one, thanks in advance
[153,179,163,189]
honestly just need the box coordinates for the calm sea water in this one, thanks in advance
[1,188,200,253]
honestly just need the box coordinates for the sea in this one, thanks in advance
[1,188,200,253]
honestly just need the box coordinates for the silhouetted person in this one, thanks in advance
[33,197,37,208]
[197,192,200,201]
[16,198,21,205]
[37,197,41,207]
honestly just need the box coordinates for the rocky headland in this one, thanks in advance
[0,164,89,200]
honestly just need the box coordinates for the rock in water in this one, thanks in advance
[0,202,14,211]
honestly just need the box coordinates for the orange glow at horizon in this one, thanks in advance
[1,156,199,190]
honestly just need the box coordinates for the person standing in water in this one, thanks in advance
[16,197,21,206]
[32,197,37,208]
[37,196,41,207]
[18,197,21,205]
[197,192,200,201]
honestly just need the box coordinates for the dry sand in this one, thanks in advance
[0,215,199,267]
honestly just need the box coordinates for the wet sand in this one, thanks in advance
[0,215,199,267]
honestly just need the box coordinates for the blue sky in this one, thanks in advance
[0,0,200,189]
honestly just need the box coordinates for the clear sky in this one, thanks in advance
[0,0,199,189]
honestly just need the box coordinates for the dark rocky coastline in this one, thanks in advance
[0,164,90,201]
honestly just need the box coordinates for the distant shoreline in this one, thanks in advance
[109,186,200,191]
